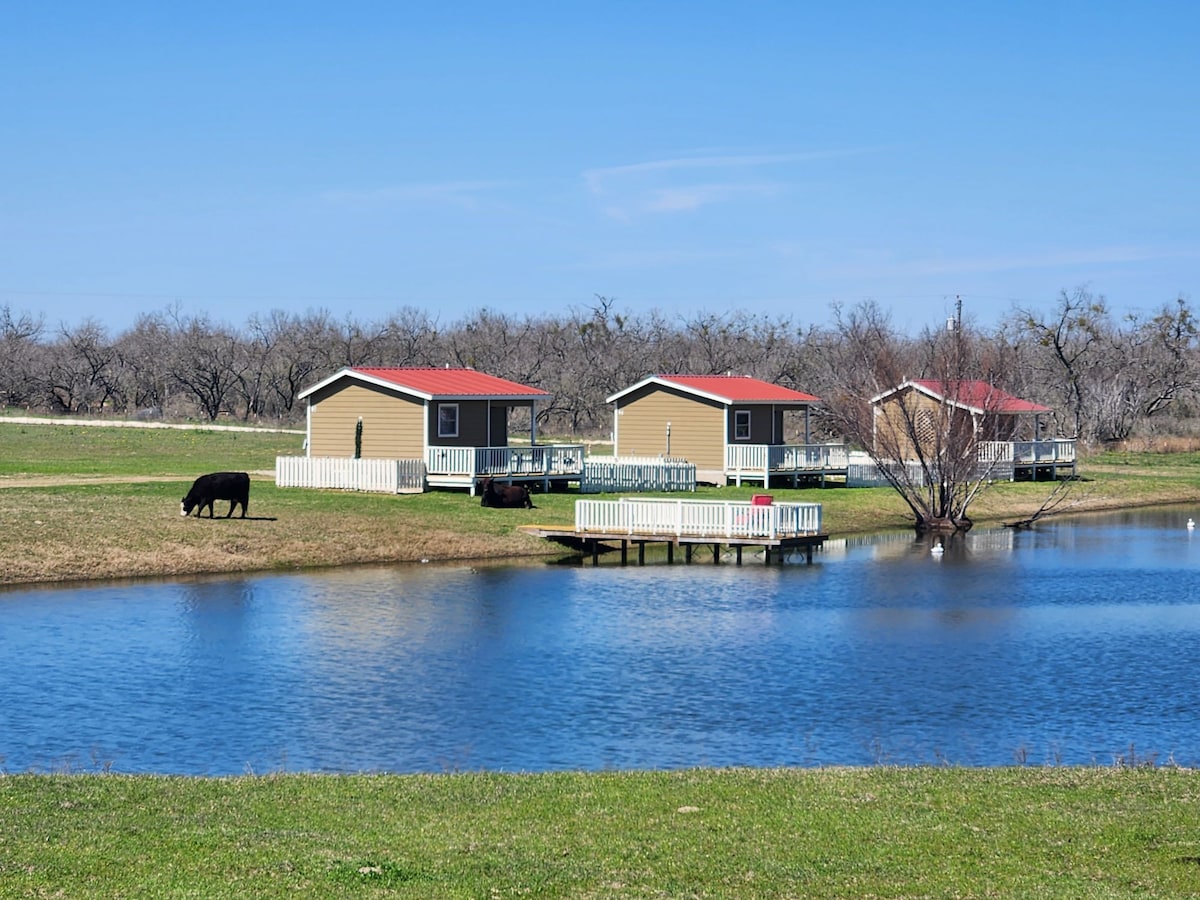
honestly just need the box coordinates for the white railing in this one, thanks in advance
[978,439,1076,466]
[275,456,426,493]
[725,443,848,474]
[425,444,585,478]
[849,438,1078,487]
[575,497,822,539]
[580,456,696,493]
[846,459,928,488]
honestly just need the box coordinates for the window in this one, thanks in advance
[734,410,751,441]
[438,403,459,438]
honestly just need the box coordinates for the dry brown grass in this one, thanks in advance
[1102,434,1200,453]
[0,482,557,586]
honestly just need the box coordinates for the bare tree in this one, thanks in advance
[376,306,443,367]
[167,311,249,421]
[1126,296,1198,422]
[1011,287,1109,439]
[249,310,329,420]
[114,311,176,415]
[44,319,121,413]
[814,302,1023,533]
[5,290,1195,453]
[319,312,394,370]
[0,305,45,409]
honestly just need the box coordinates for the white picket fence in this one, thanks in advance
[580,456,696,493]
[847,438,1078,487]
[575,497,822,539]
[275,456,427,493]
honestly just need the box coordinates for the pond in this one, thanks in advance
[3,506,1199,774]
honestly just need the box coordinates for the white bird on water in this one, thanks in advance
[931,542,945,556]
[1188,519,1195,531]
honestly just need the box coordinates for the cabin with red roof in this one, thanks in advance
[605,374,847,487]
[295,366,584,492]
[869,379,1075,479]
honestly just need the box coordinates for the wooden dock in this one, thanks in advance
[520,497,828,566]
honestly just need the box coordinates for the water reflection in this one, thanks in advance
[2,506,1199,773]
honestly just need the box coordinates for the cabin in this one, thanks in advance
[295,366,584,492]
[605,374,848,487]
[870,379,1076,480]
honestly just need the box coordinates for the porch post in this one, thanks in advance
[423,401,436,485]
[529,401,537,446]
[724,406,732,486]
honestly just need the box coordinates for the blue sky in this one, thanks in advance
[3,1,1198,334]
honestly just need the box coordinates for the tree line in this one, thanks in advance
[2,289,1197,448]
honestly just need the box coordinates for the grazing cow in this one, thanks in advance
[478,477,534,509]
[182,471,250,518]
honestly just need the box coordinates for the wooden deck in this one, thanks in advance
[977,439,1076,480]
[723,442,848,487]
[425,444,585,493]
[521,497,828,566]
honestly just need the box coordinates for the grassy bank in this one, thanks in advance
[3,421,1200,585]
[4,767,1200,897]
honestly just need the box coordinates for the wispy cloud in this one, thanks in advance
[583,148,877,220]
[790,243,1200,282]
[643,182,784,213]
[320,180,511,211]
[584,153,804,192]
[567,244,753,271]
[897,244,1197,277]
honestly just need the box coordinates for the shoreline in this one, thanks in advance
[4,481,1200,591]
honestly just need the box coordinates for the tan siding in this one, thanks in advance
[615,386,724,470]
[308,382,425,458]
[875,391,928,459]
[876,390,1019,458]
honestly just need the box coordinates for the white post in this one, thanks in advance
[423,403,431,464]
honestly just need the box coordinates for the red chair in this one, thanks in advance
[751,494,774,506]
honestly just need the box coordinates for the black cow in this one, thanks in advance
[478,477,534,509]
[182,472,250,518]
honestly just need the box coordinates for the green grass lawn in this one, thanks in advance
[4,768,1200,897]
[0,422,304,477]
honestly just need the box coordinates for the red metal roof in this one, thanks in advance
[655,375,820,404]
[350,367,548,399]
[910,379,1050,413]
